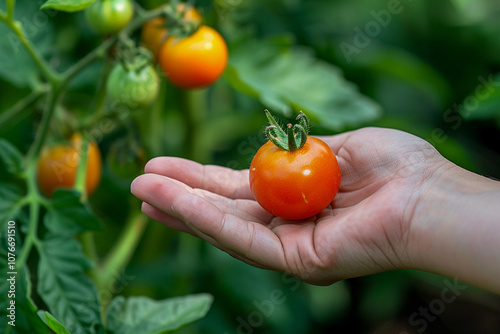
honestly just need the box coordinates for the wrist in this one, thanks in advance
[407,161,500,292]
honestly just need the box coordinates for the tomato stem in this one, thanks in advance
[0,87,47,130]
[264,109,310,151]
[286,124,297,151]
[97,208,148,317]
[74,135,90,201]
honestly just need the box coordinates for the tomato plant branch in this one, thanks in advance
[17,201,39,267]
[25,85,62,167]
[5,0,15,20]
[140,82,165,156]
[0,87,47,129]
[74,136,90,201]
[62,38,116,88]
[181,89,208,160]
[80,106,127,133]
[17,164,42,268]
[97,209,148,311]
[1,19,60,84]
[61,6,166,88]
[91,58,113,117]
[81,231,100,286]
[132,0,148,17]
[98,211,148,287]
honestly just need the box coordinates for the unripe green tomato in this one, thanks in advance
[85,0,134,35]
[107,63,160,110]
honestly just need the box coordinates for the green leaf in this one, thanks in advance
[353,48,451,108]
[38,311,72,334]
[0,1,54,88]
[106,294,213,334]
[41,0,96,12]
[16,269,51,334]
[0,138,23,175]
[37,236,101,334]
[0,271,50,334]
[0,227,49,333]
[44,189,102,235]
[225,39,381,131]
[0,183,23,228]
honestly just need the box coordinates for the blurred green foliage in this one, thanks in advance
[1,0,500,333]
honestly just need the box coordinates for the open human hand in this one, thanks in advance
[131,127,455,285]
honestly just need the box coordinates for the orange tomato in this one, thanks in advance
[37,134,102,197]
[141,4,202,58]
[250,137,341,220]
[158,25,228,89]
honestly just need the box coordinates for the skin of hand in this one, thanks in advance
[130,127,500,291]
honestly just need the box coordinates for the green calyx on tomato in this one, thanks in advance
[264,109,310,151]
[85,0,134,35]
[160,3,202,40]
[107,37,160,110]
[141,4,203,59]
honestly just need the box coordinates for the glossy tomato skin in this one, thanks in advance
[85,0,134,35]
[37,134,102,197]
[107,63,160,109]
[249,137,341,220]
[141,5,202,58]
[158,25,228,89]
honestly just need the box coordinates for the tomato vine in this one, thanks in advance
[0,0,186,323]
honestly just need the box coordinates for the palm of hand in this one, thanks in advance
[131,128,444,285]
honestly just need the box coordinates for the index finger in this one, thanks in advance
[144,157,254,200]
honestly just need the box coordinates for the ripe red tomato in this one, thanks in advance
[158,25,228,89]
[249,112,341,220]
[37,134,102,197]
[141,4,202,59]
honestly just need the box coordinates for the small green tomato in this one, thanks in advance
[106,63,160,110]
[85,0,134,35]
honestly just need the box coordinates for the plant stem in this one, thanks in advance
[74,135,90,201]
[5,0,15,20]
[286,124,297,151]
[61,6,166,88]
[181,89,207,160]
[25,84,62,167]
[98,210,148,293]
[142,81,166,156]
[97,211,148,318]
[17,164,41,268]
[3,19,60,84]
[81,232,100,284]
[0,87,47,128]
[62,38,115,88]
[92,58,113,117]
